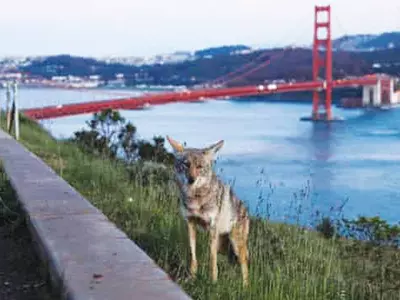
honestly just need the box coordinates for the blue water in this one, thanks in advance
[6,88,400,225]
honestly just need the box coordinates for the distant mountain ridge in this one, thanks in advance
[14,47,400,86]
[2,31,400,86]
[333,32,400,51]
[194,45,251,57]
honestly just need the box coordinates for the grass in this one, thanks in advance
[1,114,400,299]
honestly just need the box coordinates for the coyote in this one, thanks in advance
[166,136,250,287]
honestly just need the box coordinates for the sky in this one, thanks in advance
[1,0,399,58]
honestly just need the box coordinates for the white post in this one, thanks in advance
[2,83,9,124]
[6,82,12,131]
[362,86,371,106]
[389,78,395,104]
[373,80,382,107]
[13,81,20,140]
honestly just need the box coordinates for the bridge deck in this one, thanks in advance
[22,77,379,120]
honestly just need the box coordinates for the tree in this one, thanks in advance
[118,122,139,163]
[73,109,126,159]
[138,136,174,165]
[72,109,174,166]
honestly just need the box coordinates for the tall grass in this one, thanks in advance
[1,114,399,299]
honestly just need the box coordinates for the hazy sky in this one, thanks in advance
[1,0,399,57]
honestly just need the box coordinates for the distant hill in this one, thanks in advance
[18,47,400,86]
[194,45,251,57]
[333,34,376,51]
[12,31,400,88]
[333,32,400,51]
[361,32,400,49]
[22,55,139,80]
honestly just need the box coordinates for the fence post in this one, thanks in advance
[0,83,6,126]
[13,81,20,140]
[6,82,12,131]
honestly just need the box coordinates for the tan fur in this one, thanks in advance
[167,136,250,287]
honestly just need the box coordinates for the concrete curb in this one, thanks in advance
[0,129,192,300]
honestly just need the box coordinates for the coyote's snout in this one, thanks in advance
[167,136,250,287]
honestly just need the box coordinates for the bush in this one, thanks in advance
[72,109,173,165]
[316,217,337,239]
[342,216,400,247]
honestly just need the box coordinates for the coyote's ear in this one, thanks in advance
[204,140,224,157]
[166,135,184,153]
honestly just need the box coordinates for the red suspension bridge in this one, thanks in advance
[22,5,397,121]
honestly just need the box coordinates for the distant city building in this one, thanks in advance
[0,72,22,80]
[89,75,101,80]
[51,76,68,82]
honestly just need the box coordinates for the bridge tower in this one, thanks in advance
[311,5,333,121]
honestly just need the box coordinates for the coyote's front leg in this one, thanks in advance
[187,219,198,277]
[209,228,219,282]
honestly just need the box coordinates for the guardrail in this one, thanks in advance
[0,129,191,300]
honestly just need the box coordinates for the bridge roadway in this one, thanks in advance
[22,77,379,120]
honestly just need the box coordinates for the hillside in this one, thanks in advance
[1,112,399,300]
[132,47,400,86]
[333,32,400,51]
[7,32,399,88]
[17,48,400,87]
[23,55,139,80]
[194,45,252,57]
[361,32,400,49]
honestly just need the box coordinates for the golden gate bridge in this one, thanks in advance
[21,5,397,121]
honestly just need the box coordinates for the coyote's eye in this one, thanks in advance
[196,163,203,169]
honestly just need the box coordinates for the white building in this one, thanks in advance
[89,75,101,80]
[1,72,22,80]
